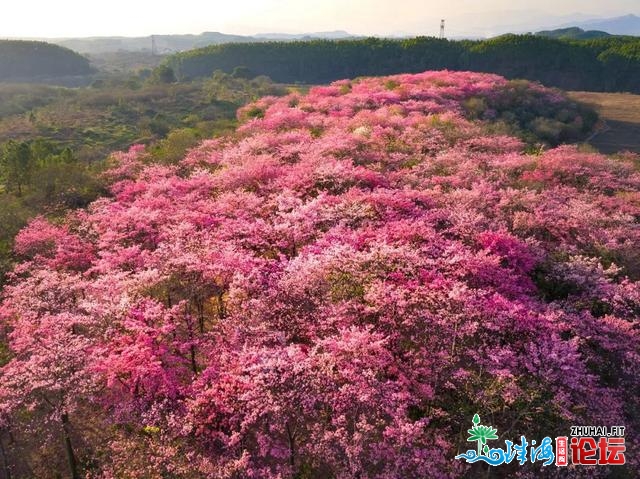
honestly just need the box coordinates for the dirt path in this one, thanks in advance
[568,91,640,155]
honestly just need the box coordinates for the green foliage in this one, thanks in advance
[149,128,201,164]
[150,64,177,84]
[0,40,93,81]
[462,97,487,119]
[0,72,287,284]
[536,27,611,40]
[204,70,287,105]
[0,139,106,283]
[163,34,640,93]
[0,84,64,118]
[528,117,567,143]
[476,79,598,145]
[231,66,254,79]
[0,141,33,196]
[0,140,105,206]
[0,73,285,163]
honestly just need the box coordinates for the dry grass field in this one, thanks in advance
[569,91,640,154]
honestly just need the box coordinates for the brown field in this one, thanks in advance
[568,91,640,155]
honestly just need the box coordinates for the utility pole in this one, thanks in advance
[440,19,445,39]
[151,35,157,55]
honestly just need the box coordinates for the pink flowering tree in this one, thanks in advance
[0,71,638,478]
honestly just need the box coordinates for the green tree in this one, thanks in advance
[1,141,33,196]
[151,64,177,84]
[231,66,253,79]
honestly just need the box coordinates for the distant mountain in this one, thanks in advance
[254,31,355,40]
[0,40,93,82]
[45,31,358,56]
[535,27,611,40]
[444,11,638,39]
[565,14,640,36]
[443,10,601,38]
[53,32,256,55]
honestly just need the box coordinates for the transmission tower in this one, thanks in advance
[151,35,157,56]
[440,19,445,39]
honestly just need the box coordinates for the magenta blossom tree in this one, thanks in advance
[1,71,638,478]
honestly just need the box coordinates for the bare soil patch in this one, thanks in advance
[569,91,640,154]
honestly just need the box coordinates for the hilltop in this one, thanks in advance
[569,13,640,36]
[535,27,611,40]
[0,40,93,82]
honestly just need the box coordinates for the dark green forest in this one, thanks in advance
[0,40,93,81]
[165,35,640,93]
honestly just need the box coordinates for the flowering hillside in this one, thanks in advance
[1,71,638,478]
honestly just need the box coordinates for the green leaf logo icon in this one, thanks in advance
[467,414,499,455]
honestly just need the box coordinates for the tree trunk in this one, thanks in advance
[0,434,11,479]
[190,344,198,374]
[61,413,79,479]
[286,422,296,477]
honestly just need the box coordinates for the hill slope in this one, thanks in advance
[1,70,637,478]
[0,40,92,82]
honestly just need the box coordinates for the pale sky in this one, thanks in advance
[1,0,638,38]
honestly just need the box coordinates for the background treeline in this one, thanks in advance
[165,35,640,93]
[0,40,93,81]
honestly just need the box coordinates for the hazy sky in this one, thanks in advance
[2,0,638,38]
